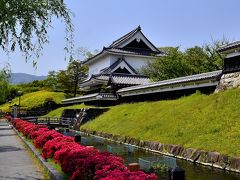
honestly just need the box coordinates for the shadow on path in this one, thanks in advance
[0,124,9,126]
[0,175,42,180]
[0,133,17,137]
[0,127,12,130]
[0,146,22,153]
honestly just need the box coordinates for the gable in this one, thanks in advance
[117,31,159,52]
[123,39,153,52]
[113,67,132,74]
[100,59,138,75]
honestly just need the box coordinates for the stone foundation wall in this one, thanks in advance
[215,72,240,93]
[81,129,240,173]
[62,108,108,130]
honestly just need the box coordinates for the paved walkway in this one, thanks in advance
[0,119,45,180]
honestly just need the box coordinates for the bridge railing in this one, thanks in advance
[22,116,75,127]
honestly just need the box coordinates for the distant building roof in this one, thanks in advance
[217,41,240,52]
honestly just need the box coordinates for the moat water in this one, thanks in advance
[62,130,240,180]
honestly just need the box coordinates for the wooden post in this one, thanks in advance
[127,163,140,172]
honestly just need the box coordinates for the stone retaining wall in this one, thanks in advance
[81,129,240,173]
[215,72,240,93]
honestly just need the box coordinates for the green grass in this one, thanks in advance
[0,90,65,112]
[47,159,70,179]
[44,104,92,117]
[81,88,240,157]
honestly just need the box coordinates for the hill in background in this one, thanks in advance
[10,73,47,84]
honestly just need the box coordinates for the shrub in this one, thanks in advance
[34,130,62,148]
[13,119,157,180]
[42,136,74,159]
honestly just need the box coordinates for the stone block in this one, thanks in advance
[148,141,160,151]
[157,143,164,152]
[169,145,184,156]
[139,140,145,147]
[215,154,230,169]
[230,157,240,171]
[180,148,194,159]
[190,149,205,162]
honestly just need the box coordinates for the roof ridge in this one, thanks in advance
[111,73,149,78]
[217,40,240,52]
[118,70,222,92]
[109,26,141,48]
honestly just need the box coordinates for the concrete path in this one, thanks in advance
[0,119,45,180]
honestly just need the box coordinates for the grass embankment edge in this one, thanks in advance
[81,88,240,157]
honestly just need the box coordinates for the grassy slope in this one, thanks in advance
[82,88,240,156]
[44,104,91,117]
[0,90,65,112]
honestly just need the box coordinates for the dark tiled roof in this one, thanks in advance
[217,41,240,52]
[118,70,222,92]
[105,48,160,56]
[110,73,150,85]
[92,74,109,81]
[109,26,141,48]
[83,47,160,65]
[80,74,109,88]
[80,73,150,87]
[83,26,164,65]
[62,93,117,104]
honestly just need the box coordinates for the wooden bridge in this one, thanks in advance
[23,116,75,128]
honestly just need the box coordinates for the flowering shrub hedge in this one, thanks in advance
[4,115,12,121]
[13,119,157,180]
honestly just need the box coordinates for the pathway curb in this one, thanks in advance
[12,126,64,180]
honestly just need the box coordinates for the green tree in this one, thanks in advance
[67,60,88,97]
[43,61,88,96]
[0,0,73,63]
[142,47,192,81]
[0,65,11,104]
[43,71,58,90]
[142,41,225,81]
[54,60,88,96]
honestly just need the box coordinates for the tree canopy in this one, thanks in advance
[0,0,73,64]
[142,41,225,81]
[42,60,88,97]
[0,64,11,104]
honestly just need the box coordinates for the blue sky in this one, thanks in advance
[0,0,240,75]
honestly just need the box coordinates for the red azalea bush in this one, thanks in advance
[100,170,158,180]
[4,115,12,121]
[23,124,47,138]
[30,127,49,140]
[60,146,98,175]
[42,136,75,159]
[34,130,62,148]
[13,119,158,180]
